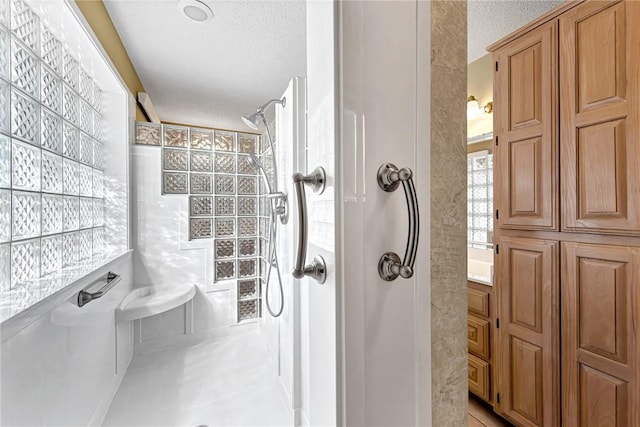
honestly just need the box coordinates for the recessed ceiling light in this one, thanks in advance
[177,0,213,23]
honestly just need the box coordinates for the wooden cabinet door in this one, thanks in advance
[493,21,558,230]
[562,242,640,427]
[560,1,640,235]
[496,237,559,427]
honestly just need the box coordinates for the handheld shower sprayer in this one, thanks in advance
[240,98,287,318]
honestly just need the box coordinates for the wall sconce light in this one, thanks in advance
[467,95,493,119]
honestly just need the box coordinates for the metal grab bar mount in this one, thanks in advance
[292,167,327,284]
[377,163,420,281]
[78,271,121,307]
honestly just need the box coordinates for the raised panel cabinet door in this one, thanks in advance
[493,21,558,230]
[469,354,491,402]
[561,242,640,427]
[496,237,559,427]
[560,0,640,235]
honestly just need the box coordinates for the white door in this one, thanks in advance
[304,1,432,425]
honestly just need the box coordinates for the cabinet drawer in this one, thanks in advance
[467,287,490,317]
[468,354,490,402]
[468,315,490,359]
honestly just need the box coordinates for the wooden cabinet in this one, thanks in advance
[496,237,559,427]
[561,242,640,426]
[560,1,640,235]
[467,282,494,404]
[494,21,558,231]
[489,2,640,426]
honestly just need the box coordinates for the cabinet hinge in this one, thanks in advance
[495,209,499,220]
[495,244,499,255]
[495,61,499,72]
[497,393,501,403]
[496,318,500,329]
[495,136,498,146]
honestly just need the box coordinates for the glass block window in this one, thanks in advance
[1,0,105,294]
[467,150,493,249]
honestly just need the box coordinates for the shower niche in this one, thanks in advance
[134,121,268,323]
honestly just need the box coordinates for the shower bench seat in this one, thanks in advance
[115,283,196,323]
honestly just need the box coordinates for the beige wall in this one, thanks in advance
[75,0,147,121]
[467,54,494,149]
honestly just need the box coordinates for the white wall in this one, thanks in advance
[1,253,134,426]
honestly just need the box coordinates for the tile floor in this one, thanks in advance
[102,328,291,427]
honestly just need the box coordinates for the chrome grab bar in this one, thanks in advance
[77,271,121,307]
[377,163,420,281]
[291,167,327,284]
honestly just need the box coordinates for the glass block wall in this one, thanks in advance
[467,151,493,249]
[135,122,262,322]
[0,0,106,298]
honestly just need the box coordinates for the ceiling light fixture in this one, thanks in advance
[177,0,213,23]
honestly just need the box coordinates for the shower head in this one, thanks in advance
[248,154,273,194]
[241,97,286,130]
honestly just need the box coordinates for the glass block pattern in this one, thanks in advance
[11,88,39,144]
[189,218,213,240]
[11,37,39,98]
[238,197,257,216]
[467,151,494,249]
[135,122,161,146]
[41,107,62,153]
[12,139,41,191]
[41,29,62,75]
[237,155,257,175]
[0,190,10,242]
[63,196,79,231]
[79,197,92,229]
[190,173,212,194]
[11,191,40,240]
[238,259,257,278]
[0,135,9,188]
[215,261,235,281]
[163,148,188,171]
[41,234,62,276]
[11,238,40,285]
[238,217,257,237]
[78,164,92,197]
[214,175,234,195]
[63,121,78,159]
[215,218,235,238]
[42,194,62,235]
[1,0,108,304]
[237,176,257,195]
[0,81,9,134]
[41,150,62,193]
[63,158,79,195]
[214,131,234,152]
[215,196,235,216]
[238,279,257,300]
[238,238,257,257]
[11,0,39,53]
[190,150,212,172]
[190,129,213,150]
[163,126,188,147]
[215,239,234,259]
[238,135,257,154]
[189,196,212,217]
[238,299,257,321]
[162,172,188,194]
[214,153,235,174]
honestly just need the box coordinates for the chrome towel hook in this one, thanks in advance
[291,167,327,284]
[377,163,420,281]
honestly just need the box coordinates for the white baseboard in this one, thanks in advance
[133,322,258,356]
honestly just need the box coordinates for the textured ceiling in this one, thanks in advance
[104,0,306,131]
[468,0,564,63]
